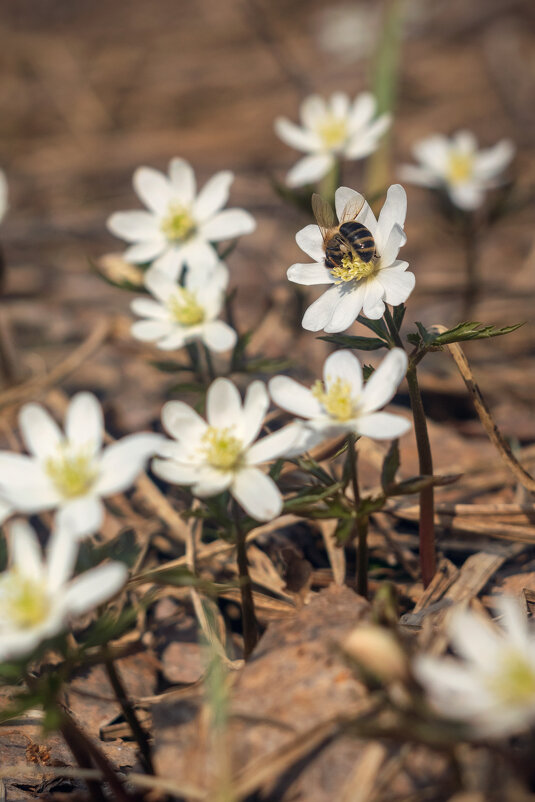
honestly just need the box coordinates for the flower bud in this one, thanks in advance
[343,625,408,683]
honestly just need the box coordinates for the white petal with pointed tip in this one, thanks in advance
[19,404,62,460]
[232,467,282,521]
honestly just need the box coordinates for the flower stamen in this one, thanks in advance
[447,152,473,184]
[312,377,356,421]
[489,652,535,705]
[168,288,205,326]
[201,426,243,470]
[316,116,348,149]
[45,447,98,498]
[0,574,49,628]
[330,253,377,284]
[160,204,196,242]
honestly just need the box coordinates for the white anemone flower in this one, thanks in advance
[399,130,515,211]
[130,263,236,353]
[275,92,391,188]
[270,349,410,448]
[414,597,535,737]
[152,378,301,522]
[107,158,256,281]
[0,393,163,536]
[289,184,414,332]
[0,518,127,662]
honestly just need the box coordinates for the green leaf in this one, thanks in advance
[150,360,191,373]
[242,356,292,374]
[431,321,524,346]
[333,517,355,544]
[381,440,400,491]
[284,483,343,510]
[393,304,406,330]
[320,334,387,351]
[81,606,139,650]
[168,381,206,395]
[386,473,461,497]
[356,315,390,340]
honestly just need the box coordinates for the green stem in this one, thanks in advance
[356,516,369,599]
[462,213,478,319]
[383,305,403,348]
[318,160,341,208]
[104,659,154,775]
[203,344,216,382]
[186,341,202,382]
[406,364,436,587]
[233,507,259,659]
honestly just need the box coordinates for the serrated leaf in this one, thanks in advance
[381,440,400,491]
[356,315,390,339]
[432,321,523,346]
[320,334,387,351]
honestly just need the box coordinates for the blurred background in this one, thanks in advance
[0,0,534,448]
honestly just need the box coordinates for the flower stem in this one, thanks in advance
[318,159,341,208]
[347,433,368,599]
[104,658,154,775]
[462,213,478,319]
[405,364,436,587]
[233,505,259,659]
[203,343,216,382]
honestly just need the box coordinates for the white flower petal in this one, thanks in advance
[232,467,282,521]
[64,562,128,615]
[449,182,484,211]
[46,526,79,592]
[495,596,528,651]
[0,455,60,511]
[168,157,196,204]
[151,458,197,486]
[287,263,334,286]
[295,224,326,262]
[123,239,166,264]
[193,170,233,222]
[413,136,450,174]
[361,278,386,319]
[300,94,327,128]
[180,237,219,273]
[376,184,407,254]
[269,376,323,419]
[344,113,391,159]
[202,321,237,353]
[55,496,103,541]
[378,263,415,307]
[335,186,364,221]
[286,153,334,188]
[131,297,170,321]
[66,393,103,456]
[161,401,207,441]
[95,434,164,496]
[9,519,43,581]
[398,164,441,188]
[324,351,363,396]
[239,381,269,448]
[302,285,342,332]
[361,348,407,413]
[453,130,477,154]
[247,423,302,465]
[329,91,350,119]
[349,92,375,130]
[131,319,174,342]
[207,378,243,430]
[200,209,256,242]
[19,403,62,459]
[449,607,502,668]
[155,329,191,350]
[133,166,174,215]
[354,411,410,440]
[193,468,233,497]
[379,223,406,266]
[107,211,160,243]
[144,269,176,303]
[324,282,367,333]
[146,246,184,281]
[274,118,320,153]
[474,140,514,180]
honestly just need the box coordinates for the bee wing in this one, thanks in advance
[311,193,336,236]
[339,193,366,223]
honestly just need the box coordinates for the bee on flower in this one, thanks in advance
[130,263,237,354]
[152,378,302,521]
[414,597,535,737]
[275,92,391,188]
[0,518,127,662]
[107,158,256,281]
[288,184,414,332]
[270,348,410,449]
[399,130,514,211]
[0,393,163,536]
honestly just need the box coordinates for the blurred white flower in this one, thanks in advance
[275,92,391,188]
[289,184,414,332]
[399,131,514,211]
[131,263,236,354]
[107,158,256,281]
[270,349,410,448]
[152,378,301,521]
[0,518,127,662]
[314,4,381,65]
[0,393,163,536]
[415,597,535,737]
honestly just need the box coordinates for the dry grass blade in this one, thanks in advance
[339,743,388,802]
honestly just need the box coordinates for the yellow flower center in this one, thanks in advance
[167,288,205,327]
[201,426,243,470]
[330,253,378,284]
[312,377,356,421]
[160,204,195,242]
[45,447,98,499]
[447,151,473,184]
[317,116,348,149]
[489,652,535,705]
[0,573,49,629]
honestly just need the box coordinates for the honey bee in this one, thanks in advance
[312,193,376,273]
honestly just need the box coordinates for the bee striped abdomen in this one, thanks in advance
[339,221,375,263]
